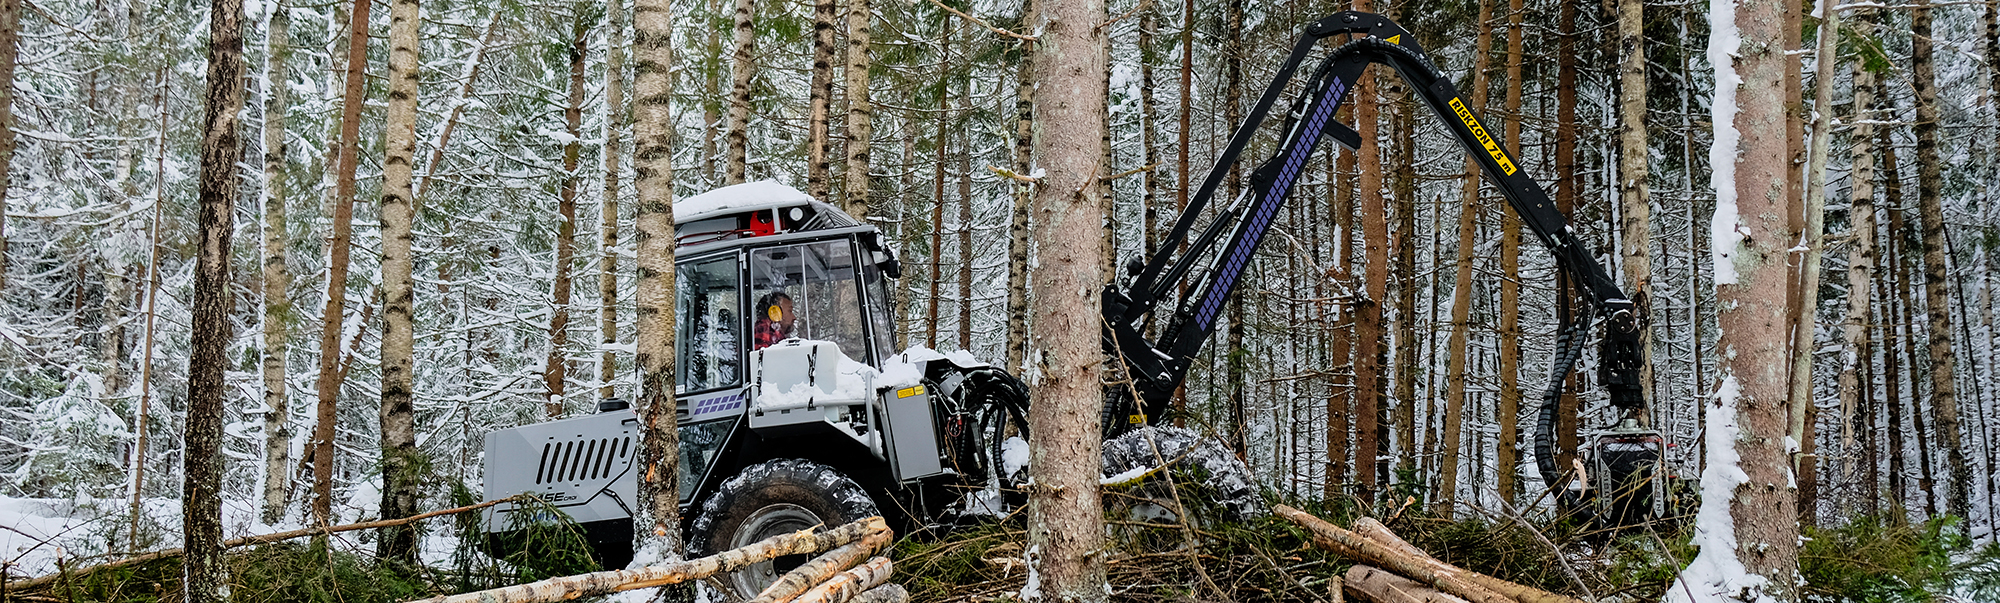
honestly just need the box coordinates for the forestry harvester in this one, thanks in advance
[479,11,1666,595]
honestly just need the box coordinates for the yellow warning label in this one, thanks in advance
[1385,34,1402,45]
[1448,97,1518,176]
[1129,414,1146,425]
[897,386,925,398]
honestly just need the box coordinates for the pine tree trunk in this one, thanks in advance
[0,0,12,289]
[1139,8,1158,258]
[1790,0,1838,523]
[187,0,248,597]
[1910,0,1970,518]
[957,78,973,351]
[311,0,372,527]
[843,0,873,220]
[375,0,422,563]
[1879,129,1909,508]
[806,0,836,199]
[1171,0,1192,422]
[1553,0,1582,481]
[1391,89,1417,479]
[1439,0,1495,508]
[632,0,684,564]
[1496,0,1524,504]
[1888,198,1940,517]
[725,0,755,184]
[1352,0,1385,493]
[1836,14,1877,502]
[127,73,170,548]
[544,15,587,418]
[259,0,295,526]
[1685,0,1801,591]
[1024,0,1108,593]
[600,0,626,401]
[1224,0,1246,461]
[929,23,950,351]
[1328,144,1351,492]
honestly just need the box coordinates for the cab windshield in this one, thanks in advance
[748,240,873,364]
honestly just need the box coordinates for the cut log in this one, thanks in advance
[406,517,888,603]
[1275,505,1582,603]
[747,529,893,603]
[1355,515,1581,603]
[850,584,910,603]
[13,496,521,592]
[793,556,894,603]
[1345,565,1472,603]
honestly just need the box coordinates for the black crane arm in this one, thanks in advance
[1102,12,1645,434]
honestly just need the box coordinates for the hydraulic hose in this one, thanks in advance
[1534,315,1590,495]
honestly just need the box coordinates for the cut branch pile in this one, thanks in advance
[409,516,903,603]
[1274,505,1588,603]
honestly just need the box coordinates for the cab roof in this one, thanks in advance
[675,180,815,225]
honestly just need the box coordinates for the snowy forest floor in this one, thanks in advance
[7,492,2000,602]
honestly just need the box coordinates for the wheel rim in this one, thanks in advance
[727,503,824,596]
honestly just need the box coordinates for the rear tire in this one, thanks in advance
[687,459,880,598]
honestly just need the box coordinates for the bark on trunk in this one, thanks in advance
[793,556,894,603]
[806,0,836,199]
[1352,0,1386,494]
[747,533,891,603]
[632,0,684,564]
[1497,0,1524,503]
[1880,128,1908,507]
[259,0,295,526]
[544,15,588,418]
[725,0,755,184]
[1616,0,1651,405]
[1344,565,1471,603]
[957,78,973,351]
[928,24,950,350]
[0,0,12,288]
[1691,0,1802,590]
[376,0,422,563]
[1439,0,1495,508]
[310,0,372,527]
[600,0,626,401]
[186,0,248,597]
[1024,0,1109,594]
[1005,20,1033,373]
[1552,0,1581,484]
[1790,0,1838,522]
[1836,13,1877,501]
[1911,0,1970,518]
[843,0,873,219]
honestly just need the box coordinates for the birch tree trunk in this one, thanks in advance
[187,0,248,596]
[807,0,835,200]
[1439,0,1494,508]
[1835,11,1876,501]
[843,0,873,219]
[1910,0,1970,519]
[632,0,684,566]
[1138,8,1157,258]
[376,0,422,563]
[0,0,11,289]
[601,0,626,401]
[545,14,588,418]
[1024,0,1107,594]
[725,0,754,184]
[311,0,372,527]
[1676,0,1802,592]
[1789,0,1837,522]
[259,0,295,526]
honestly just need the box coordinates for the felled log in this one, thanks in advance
[850,583,910,603]
[1274,505,1583,603]
[406,516,888,603]
[12,496,521,592]
[793,556,894,603]
[746,529,893,603]
[1353,516,1585,603]
[1344,565,1471,603]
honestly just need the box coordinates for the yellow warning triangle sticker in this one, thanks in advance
[1385,34,1402,45]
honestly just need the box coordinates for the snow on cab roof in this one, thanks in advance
[676,180,815,225]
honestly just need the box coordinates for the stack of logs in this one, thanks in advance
[1275,505,1586,603]
[411,516,904,603]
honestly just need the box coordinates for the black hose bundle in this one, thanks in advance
[1534,314,1591,499]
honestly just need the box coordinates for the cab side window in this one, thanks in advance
[676,257,742,393]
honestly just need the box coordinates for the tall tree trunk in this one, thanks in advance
[929,22,950,351]
[1887,191,1939,517]
[1679,0,1801,592]
[601,0,626,401]
[1391,88,1416,480]
[1496,0,1524,504]
[632,0,684,565]
[1879,127,1909,509]
[1353,0,1386,494]
[843,0,873,220]
[376,0,422,563]
[1329,144,1353,491]
[1790,0,1838,523]
[1552,0,1581,486]
[1835,12,1876,505]
[1616,0,1651,406]
[186,0,248,596]
[1139,8,1158,258]
[311,0,372,527]
[725,0,755,184]
[806,0,836,199]
[128,72,170,548]
[1224,0,1246,461]
[0,0,12,289]
[1439,0,1495,508]
[259,0,295,526]
[1006,18,1032,372]
[545,14,588,418]
[1910,0,1970,519]
[957,79,973,351]
[1170,0,1193,422]
[1024,0,1108,594]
